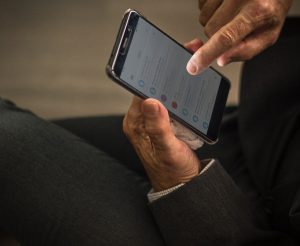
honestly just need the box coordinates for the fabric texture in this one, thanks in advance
[147,17,300,245]
[0,100,164,246]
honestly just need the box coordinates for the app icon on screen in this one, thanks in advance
[138,80,145,87]
[192,115,199,122]
[182,108,188,116]
[150,87,156,95]
[172,101,178,109]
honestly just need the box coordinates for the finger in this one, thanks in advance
[126,96,143,120]
[198,0,207,10]
[184,38,204,53]
[217,28,280,66]
[123,96,143,135]
[142,98,175,151]
[199,0,223,27]
[203,0,239,38]
[187,13,258,75]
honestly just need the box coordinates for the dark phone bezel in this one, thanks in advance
[106,9,230,144]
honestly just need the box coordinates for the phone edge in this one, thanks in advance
[106,8,228,145]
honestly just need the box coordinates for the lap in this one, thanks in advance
[0,99,164,246]
[53,108,254,192]
[52,115,146,177]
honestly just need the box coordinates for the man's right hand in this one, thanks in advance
[186,0,293,75]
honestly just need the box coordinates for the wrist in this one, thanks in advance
[150,161,201,192]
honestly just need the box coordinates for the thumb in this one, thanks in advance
[142,99,175,150]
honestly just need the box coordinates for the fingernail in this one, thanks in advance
[186,60,199,75]
[143,102,159,116]
[217,58,225,67]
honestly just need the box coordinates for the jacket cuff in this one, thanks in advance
[149,160,255,245]
[147,159,215,202]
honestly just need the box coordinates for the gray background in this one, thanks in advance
[1,0,299,119]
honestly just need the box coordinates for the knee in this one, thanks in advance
[0,99,39,150]
[0,98,17,110]
[0,98,32,115]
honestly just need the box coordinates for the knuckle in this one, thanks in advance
[123,111,148,141]
[237,14,253,33]
[199,14,207,27]
[203,24,213,37]
[126,106,139,122]
[251,0,280,26]
[198,5,210,27]
[256,0,275,15]
[198,0,206,10]
[218,15,253,47]
[218,28,238,47]
[145,124,167,138]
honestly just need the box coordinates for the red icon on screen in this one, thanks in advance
[172,101,178,109]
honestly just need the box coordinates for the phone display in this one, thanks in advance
[107,9,230,144]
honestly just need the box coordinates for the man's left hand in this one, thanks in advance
[123,97,201,192]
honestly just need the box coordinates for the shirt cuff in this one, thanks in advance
[147,159,215,202]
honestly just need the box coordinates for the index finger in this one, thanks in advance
[126,96,144,119]
[187,14,256,75]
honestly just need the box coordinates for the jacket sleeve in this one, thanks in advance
[149,160,298,246]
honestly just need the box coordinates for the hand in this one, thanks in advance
[123,40,204,191]
[123,96,201,192]
[186,0,293,75]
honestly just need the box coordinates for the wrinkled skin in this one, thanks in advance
[124,0,293,191]
[186,0,293,75]
[123,40,204,191]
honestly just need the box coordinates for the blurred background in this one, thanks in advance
[0,0,300,119]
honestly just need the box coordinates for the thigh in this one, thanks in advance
[53,110,241,180]
[53,109,251,191]
[52,116,146,177]
[0,99,164,246]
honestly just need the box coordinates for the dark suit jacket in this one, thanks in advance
[149,18,300,245]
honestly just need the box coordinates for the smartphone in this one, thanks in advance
[106,9,230,144]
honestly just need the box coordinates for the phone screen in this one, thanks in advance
[108,10,230,143]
